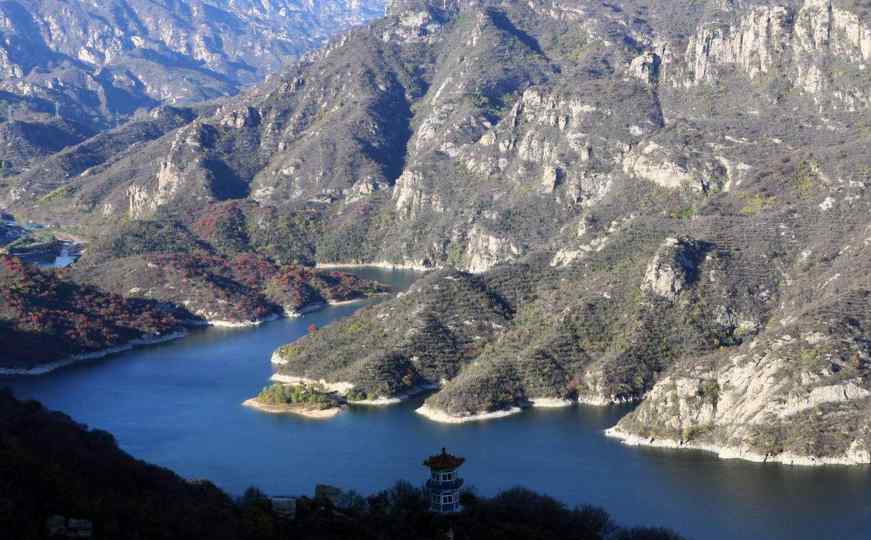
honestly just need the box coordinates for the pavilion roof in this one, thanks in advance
[424,448,465,470]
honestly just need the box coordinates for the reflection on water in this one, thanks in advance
[3,267,871,540]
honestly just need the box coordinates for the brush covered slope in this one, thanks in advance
[0,255,184,371]
[0,389,245,540]
[69,216,390,325]
[4,105,201,210]
[5,0,871,463]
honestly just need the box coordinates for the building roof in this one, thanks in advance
[423,448,465,470]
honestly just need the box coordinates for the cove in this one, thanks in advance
[3,267,871,540]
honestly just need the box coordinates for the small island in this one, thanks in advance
[243,383,346,419]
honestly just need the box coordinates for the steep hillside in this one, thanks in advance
[0,119,95,176]
[7,0,871,464]
[268,0,871,465]
[0,255,184,372]
[0,390,246,540]
[5,105,200,210]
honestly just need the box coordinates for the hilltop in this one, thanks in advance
[68,215,390,326]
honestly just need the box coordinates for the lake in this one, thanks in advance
[4,267,871,540]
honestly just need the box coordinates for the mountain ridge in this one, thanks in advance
[0,0,388,175]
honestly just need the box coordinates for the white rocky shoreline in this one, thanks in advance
[205,297,371,328]
[203,313,282,328]
[604,426,871,467]
[315,261,433,272]
[529,397,576,408]
[415,397,576,424]
[0,331,188,376]
[415,404,525,423]
[267,371,587,422]
[241,398,344,419]
[269,373,356,394]
[3,297,363,376]
[266,370,590,421]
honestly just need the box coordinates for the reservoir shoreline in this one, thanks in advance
[241,398,344,419]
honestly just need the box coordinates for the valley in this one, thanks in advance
[2,1,871,537]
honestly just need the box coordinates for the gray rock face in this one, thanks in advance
[679,0,871,110]
[0,0,387,106]
[642,237,708,301]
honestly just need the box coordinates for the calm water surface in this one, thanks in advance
[4,267,871,540]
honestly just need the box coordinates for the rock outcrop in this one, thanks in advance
[679,0,871,110]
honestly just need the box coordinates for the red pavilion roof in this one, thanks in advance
[424,448,465,470]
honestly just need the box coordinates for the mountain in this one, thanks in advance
[6,0,871,464]
[0,0,387,175]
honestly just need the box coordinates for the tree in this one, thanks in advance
[238,487,278,540]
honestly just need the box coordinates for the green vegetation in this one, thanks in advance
[789,159,819,199]
[346,388,376,402]
[90,220,206,259]
[739,193,778,215]
[37,185,75,204]
[697,380,720,405]
[276,344,300,362]
[256,383,337,410]
[4,230,58,254]
[670,206,696,221]
[798,348,824,369]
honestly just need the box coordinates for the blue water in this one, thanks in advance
[4,267,871,540]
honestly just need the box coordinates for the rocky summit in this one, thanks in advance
[3,0,871,465]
